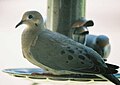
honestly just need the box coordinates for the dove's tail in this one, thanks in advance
[106,63,119,69]
[102,63,120,85]
[102,74,120,85]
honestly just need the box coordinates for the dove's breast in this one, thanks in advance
[21,29,51,71]
[22,29,36,51]
[21,29,40,65]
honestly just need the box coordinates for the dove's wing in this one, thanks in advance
[30,29,117,74]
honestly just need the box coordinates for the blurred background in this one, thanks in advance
[0,0,120,85]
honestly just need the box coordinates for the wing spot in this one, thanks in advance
[68,49,75,54]
[67,47,71,49]
[81,61,84,64]
[76,48,78,50]
[87,56,91,59]
[85,54,91,59]
[66,61,69,63]
[78,55,85,60]
[78,50,82,53]
[61,50,65,55]
[68,55,73,60]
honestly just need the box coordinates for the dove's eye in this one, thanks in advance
[28,15,33,19]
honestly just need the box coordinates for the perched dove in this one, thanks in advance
[70,19,110,60]
[16,11,120,85]
[86,35,111,60]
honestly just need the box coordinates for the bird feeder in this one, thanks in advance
[47,0,86,37]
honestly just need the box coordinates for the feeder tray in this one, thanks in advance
[3,68,120,81]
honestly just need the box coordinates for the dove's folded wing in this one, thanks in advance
[29,29,117,74]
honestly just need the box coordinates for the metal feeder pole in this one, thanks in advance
[47,0,86,37]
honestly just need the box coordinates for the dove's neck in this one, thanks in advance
[22,23,45,50]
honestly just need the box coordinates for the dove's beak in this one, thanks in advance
[15,20,24,28]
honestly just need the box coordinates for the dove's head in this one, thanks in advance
[96,35,109,48]
[15,11,44,28]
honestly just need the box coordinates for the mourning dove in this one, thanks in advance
[86,35,111,60]
[15,11,120,85]
[70,19,110,60]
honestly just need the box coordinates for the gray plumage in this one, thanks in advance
[86,35,111,60]
[15,11,120,85]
